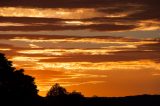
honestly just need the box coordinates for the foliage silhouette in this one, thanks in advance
[46,83,84,106]
[47,83,67,97]
[0,53,38,106]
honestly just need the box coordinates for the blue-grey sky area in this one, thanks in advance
[0,30,159,39]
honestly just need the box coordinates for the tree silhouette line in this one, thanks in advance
[0,53,159,106]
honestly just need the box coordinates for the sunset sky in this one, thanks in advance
[0,0,160,97]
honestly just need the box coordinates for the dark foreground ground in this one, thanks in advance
[83,95,160,106]
[44,95,160,106]
[1,94,159,106]
[0,95,160,106]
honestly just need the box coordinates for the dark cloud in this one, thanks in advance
[0,23,137,31]
[0,16,138,32]
[0,43,13,48]
[138,42,160,52]
[0,16,65,24]
[39,42,160,63]
[39,51,160,63]
[0,0,159,9]
[0,0,136,8]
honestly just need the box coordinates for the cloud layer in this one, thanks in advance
[0,0,160,32]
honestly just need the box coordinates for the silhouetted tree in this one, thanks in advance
[46,84,85,106]
[47,83,67,97]
[12,69,38,97]
[0,53,38,105]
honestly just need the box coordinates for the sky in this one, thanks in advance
[0,0,160,97]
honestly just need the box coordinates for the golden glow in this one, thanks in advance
[0,7,102,19]
[0,48,11,51]
[65,21,83,25]
[152,73,160,76]
[17,49,120,55]
[11,56,160,71]
[33,60,160,71]
[0,22,26,26]
[11,56,51,62]
[0,7,136,20]
[65,21,94,25]
[137,20,160,31]
[29,44,41,48]
[18,49,64,56]
[105,14,128,18]
[9,37,157,44]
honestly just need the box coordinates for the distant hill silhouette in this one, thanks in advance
[0,53,160,106]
